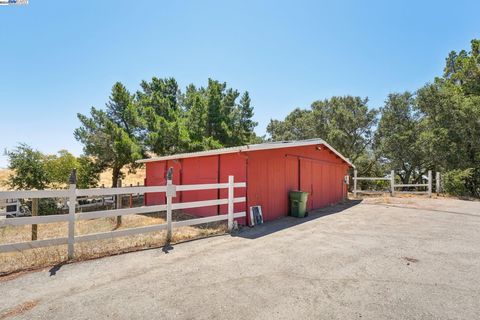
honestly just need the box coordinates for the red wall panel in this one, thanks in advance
[219,153,247,224]
[247,145,349,222]
[145,161,166,205]
[300,159,313,211]
[181,156,219,217]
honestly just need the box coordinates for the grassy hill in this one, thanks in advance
[0,167,146,191]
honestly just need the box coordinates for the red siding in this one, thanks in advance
[219,153,247,224]
[145,160,166,205]
[181,156,219,217]
[246,145,348,222]
[145,144,349,224]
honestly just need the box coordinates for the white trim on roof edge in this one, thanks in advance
[136,139,354,167]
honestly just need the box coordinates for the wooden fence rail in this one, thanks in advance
[353,169,439,198]
[0,174,246,259]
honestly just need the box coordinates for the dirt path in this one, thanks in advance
[1,198,480,319]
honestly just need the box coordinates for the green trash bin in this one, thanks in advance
[289,190,309,218]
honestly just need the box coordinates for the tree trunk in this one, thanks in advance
[111,166,122,188]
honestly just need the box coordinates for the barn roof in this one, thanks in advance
[136,138,354,167]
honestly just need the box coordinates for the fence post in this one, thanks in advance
[436,172,441,195]
[129,183,133,208]
[116,178,122,227]
[390,170,395,197]
[353,169,357,198]
[31,198,38,240]
[428,170,432,197]
[68,170,77,260]
[166,168,175,242]
[227,175,234,231]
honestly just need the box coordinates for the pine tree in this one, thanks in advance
[238,91,257,143]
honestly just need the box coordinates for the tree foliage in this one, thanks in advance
[374,92,425,183]
[374,39,480,196]
[266,39,480,197]
[267,96,378,174]
[5,145,99,190]
[5,144,50,190]
[75,78,259,185]
[75,82,144,187]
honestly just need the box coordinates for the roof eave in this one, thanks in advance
[136,139,354,168]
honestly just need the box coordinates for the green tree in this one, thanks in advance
[44,150,78,188]
[139,77,191,156]
[76,156,101,189]
[374,92,425,183]
[5,144,50,190]
[43,150,100,189]
[205,79,228,141]
[267,96,378,173]
[75,83,144,187]
[267,108,315,141]
[311,96,378,163]
[181,79,258,151]
[416,81,480,196]
[237,91,258,144]
[443,39,480,95]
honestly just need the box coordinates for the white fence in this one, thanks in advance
[0,175,246,259]
[353,170,439,197]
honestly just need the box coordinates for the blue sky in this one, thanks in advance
[1,0,479,167]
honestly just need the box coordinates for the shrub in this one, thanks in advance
[442,168,476,197]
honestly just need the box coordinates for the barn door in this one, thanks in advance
[300,159,313,211]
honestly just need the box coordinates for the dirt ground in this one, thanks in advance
[0,212,226,274]
[1,197,479,319]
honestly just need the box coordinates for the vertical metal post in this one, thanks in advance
[227,175,234,231]
[116,178,122,227]
[436,172,441,195]
[353,169,357,198]
[391,170,395,197]
[68,170,77,260]
[428,170,432,197]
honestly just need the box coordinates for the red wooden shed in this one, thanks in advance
[138,139,353,225]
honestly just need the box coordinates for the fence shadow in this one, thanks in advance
[232,199,362,240]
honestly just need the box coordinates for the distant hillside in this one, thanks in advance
[0,167,146,191]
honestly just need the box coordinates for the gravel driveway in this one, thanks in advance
[1,197,480,319]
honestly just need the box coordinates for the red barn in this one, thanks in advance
[138,139,353,225]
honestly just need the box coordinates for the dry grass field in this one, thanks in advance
[0,212,227,275]
[0,167,146,191]
[0,169,11,191]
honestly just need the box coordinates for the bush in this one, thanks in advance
[443,168,478,197]
[25,198,60,216]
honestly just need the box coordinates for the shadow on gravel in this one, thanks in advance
[49,263,65,276]
[233,200,362,240]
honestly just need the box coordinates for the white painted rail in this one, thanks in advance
[0,175,246,257]
[353,169,437,198]
[76,186,166,197]
[0,189,69,200]
[394,184,428,188]
[0,214,69,227]
[353,169,394,197]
